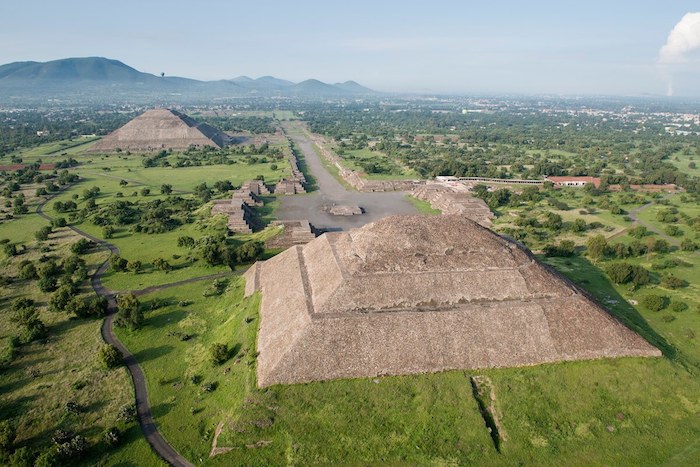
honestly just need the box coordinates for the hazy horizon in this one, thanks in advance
[2,0,700,96]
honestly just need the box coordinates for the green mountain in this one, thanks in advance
[0,57,377,102]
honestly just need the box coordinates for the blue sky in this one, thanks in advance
[2,0,699,95]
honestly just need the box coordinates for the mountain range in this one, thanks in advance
[0,57,377,102]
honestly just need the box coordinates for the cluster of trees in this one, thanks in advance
[177,234,264,269]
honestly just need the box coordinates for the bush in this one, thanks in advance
[640,294,668,312]
[210,343,229,365]
[9,446,34,466]
[103,427,122,447]
[680,238,698,251]
[0,420,16,452]
[661,274,687,289]
[70,238,92,255]
[53,217,67,228]
[109,255,128,272]
[98,344,122,369]
[671,301,688,312]
[35,226,52,241]
[117,404,136,423]
[664,225,682,237]
[586,235,608,259]
[18,262,37,280]
[543,240,576,257]
[34,446,61,467]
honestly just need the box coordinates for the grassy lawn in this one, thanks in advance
[0,211,159,465]
[405,195,442,215]
[338,148,419,180]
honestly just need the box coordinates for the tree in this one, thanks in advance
[640,294,667,312]
[152,257,172,273]
[671,301,688,312]
[680,238,698,251]
[18,262,37,280]
[628,225,647,239]
[0,420,16,453]
[210,343,229,365]
[160,184,173,195]
[70,295,108,319]
[570,218,587,233]
[140,188,151,197]
[119,179,128,187]
[586,235,608,259]
[177,236,195,249]
[70,238,92,255]
[194,183,212,202]
[49,285,76,312]
[115,294,142,330]
[98,344,122,369]
[661,274,686,289]
[109,255,128,272]
[35,226,52,241]
[126,260,142,274]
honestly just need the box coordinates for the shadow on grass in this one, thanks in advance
[151,401,175,418]
[145,308,188,328]
[542,255,679,361]
[132,345,174,363]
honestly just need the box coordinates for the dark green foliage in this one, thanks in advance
[37,275,57,292]
[126,260,142,274]
[52,217,67,228]
[586,234,608,259]
[53,200,77,213]
[115,293,142,330]
[70,238,92,254]
[103,427,122,447]
[235,240,264,263]
[664,225,682,237]
[3,243,17,257]
[0,420,16,452]
[641,294,668,312]
[153,257,172,273]
[18,261,37,280]
[569,218,587,233]
[11,303,48,344]
[49,284,76,312]
[210,343,230,365]
[109,255,128,272]
[177,236,195,248]
[8,446,33,467]
[628,225,648,239]
[543,240,575,257]
[160,184,173,195]
[98,344,122,369]
[35,225,52,241]
[661,274,687,289]
[680,238,698,251]
[670,301,688,312]
[604,262,649,286]
[70,295,108,319]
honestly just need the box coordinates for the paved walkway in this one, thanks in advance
[277,122,419,230]
[37,195,195,467]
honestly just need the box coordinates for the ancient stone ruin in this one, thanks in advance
[327,205,363,216]
[265,220,318,249]
[88,108,231,152]
[211,180,270,234]
[412,183,494,227]
[245,215,660,387]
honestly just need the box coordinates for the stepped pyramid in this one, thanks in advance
[88,108,230,152]
[245,215,660,387]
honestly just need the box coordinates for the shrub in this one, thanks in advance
[210,343,229,365]
[70,238,92,255]
[640,294,668,312]
[126,260,142,274]
[680,238,698,251]
[116,404,136,423]
[53,217,67,228]
[671,301,688,312]
[661,274,687,289]
[18,262,37,280]
[98,344,122,369]
[0,420,16,452]
[109,255,128,272]
[586,235,608,259]
[103,427,122,447]
[35,226,52,241]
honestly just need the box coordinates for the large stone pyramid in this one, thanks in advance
[245,215,660,387]
[88,108,230,152]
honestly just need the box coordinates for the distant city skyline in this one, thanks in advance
[2,1,700,96]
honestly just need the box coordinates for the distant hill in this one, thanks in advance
[0,57,378,103]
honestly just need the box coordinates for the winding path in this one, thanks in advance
[37,195,195,467]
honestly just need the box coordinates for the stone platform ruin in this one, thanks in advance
[327,205,364,216]
[245,215,660,387]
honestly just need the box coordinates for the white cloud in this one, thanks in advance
[659,12,700,64]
